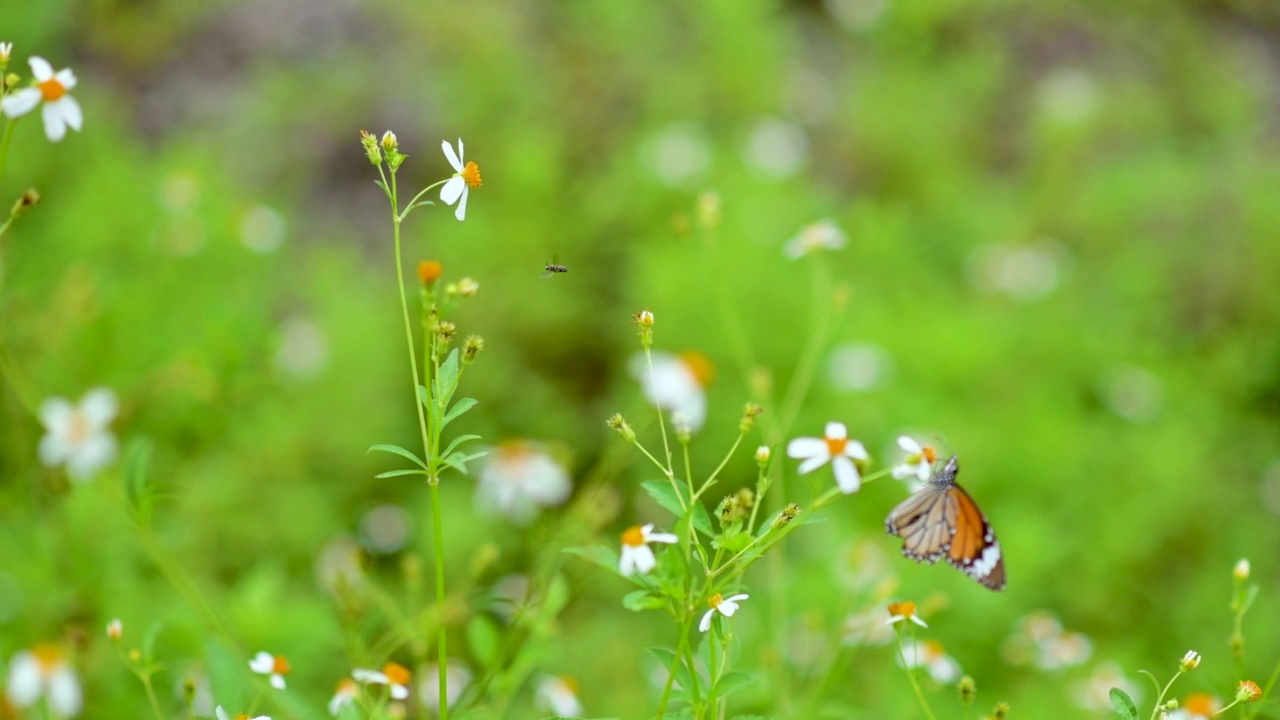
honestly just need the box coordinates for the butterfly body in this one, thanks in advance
[884,456,1006,591]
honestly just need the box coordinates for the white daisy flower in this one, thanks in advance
[1166,693,1221,719]
[629,350,713,432]
[1075,663,1141,712]
[37,388,118,481]
[891,436,938,484]
[248,651,290,690]
[475,441,572,524]
[215,706,270,720]
[440,139,482,221]
[352,662,411,700]
[841,607,896,647]
[106,619,123,642]
[328,679,359,716]
[783,219,845,259]
[786,421,869,494]
[1,56,83,142]
[699,593,749,633]
[534,675,583,718]
[417,659,471,714]
[898,639,961,684]
[6,645,82,717]
[886,601,928,629]
[618,524,678,576]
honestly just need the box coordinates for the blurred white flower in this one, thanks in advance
[417,660,471,714]
[842,606,896,647]
[1234,558,1251,581]
[898,640,961,684]
[38,388,118,481]
[825,0,888,30]
[316,535,364,595]
[239,205,287,253]
[216,706,270,720]
[248,651,290,690]
[0,42,12,63]
[886,601,927,629]
[6,645,82,717]
[1166,693,1221,719]
[353,662,411,700]
[275,316,329,380]
[783,219,846,259]
[328,678,358,716]
[827,342,892,392]
[619,524,678,576]
[642,123,711,187]
[174,669,214,717]
[1001,611,1092,670]
[966,240,1069,301]
[743,117,807,178]
[630,351,713,432]
[359,503,411,555]
[106,619,122,642]
[1037,67,1100,125]
[475,441,572,524]
[1076,663,1141,712]
[699,593,749,632]
[535,675,583,718]
[1,57,82,142]
[892,436,938,484]
[440,139,482,221]
[487,574,533,622]
[1102,364,1162,423]
[787,421,869,494]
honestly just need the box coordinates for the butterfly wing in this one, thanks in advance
[943,484,1006,591]
[884,487,952,566]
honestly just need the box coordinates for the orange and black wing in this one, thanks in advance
[942,484,1006,591]
[884,488,952,566]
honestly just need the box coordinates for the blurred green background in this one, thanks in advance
[2,0,1280,717]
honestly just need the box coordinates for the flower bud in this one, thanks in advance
[696,191,721,229]
[437,321,457,345]
[673,413,692,445]
[457,277,479,298]
[607,413,636,443]
[958,676,976,705]
[1180,650,1200,671]
[1237,680,1262,703]
[0,42,12,67]
[739,403,763,434]
[10,188,40,218]
[418,260,443,285]
[992,702,1009,719]
[772,503,799,529]
[463,335,485,365]
[755,445,771,466]
[360,130,381,166]
[129,648,142,662]
[182,676,198,705]
[381,130,398,152]
[1234,558,1250,582]
[106,619,123,642]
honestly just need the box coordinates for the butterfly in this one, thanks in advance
[884,455,1006,591]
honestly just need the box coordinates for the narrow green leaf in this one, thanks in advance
[374,469,429,479]
[436,349,461,403]
[622,590,666,612]
[441,434,482,458]
[1109,688,1138,720]
[466,616,501,669]
[645,647,696,702]
[442,397,478,427]
[713,671,753,697]
[122,437,155,526]
[442,449,488,476]
[417,383,430,409]
[712,530,751,553]
[368,444,427,470]
[642,481,714,536]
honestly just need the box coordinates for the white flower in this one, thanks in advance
[534,675,583,718]
[1075,663,1141,712]
[328,679,359,716]
[699,593,749,633]
[891,436,937,483]
[786,421,869,494]
[440,139,482,221]
[619,524,678,576]
[417,660,471,714]
[1180,650,1201,671]
[38,388,118,481]
[475,441,572,524]
[898,639,961,684]
[1234,558,1250,581]
[215,706,270,720]
[1166,693,1221,719]
[1000,611,1092,670]
[6,645,82,717]
[106,619,123,642]
[886,601,928,629]
[842,607,896,647]
[0,42,12,63]
[248,651,290,690]
[630,351,712,432]
[353,662,411,700]
[1,57,83,142]
[783,219,845,259]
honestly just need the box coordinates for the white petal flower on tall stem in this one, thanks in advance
[898,639,961,684]
[352,662,411,700]
[786,421,869,494]
[6,645,82,717]
[248,651,290,690]
[891,436,938,484]
[474,440,572,524]
[699,593,749,633]
[618,524,678,576]
[1,56,83,142]
[534,675,583,718]
[783,219,846,259]
[440,139,482,221]
[629,350,713,432]
[37,388,118,481]
[216,706,270,720]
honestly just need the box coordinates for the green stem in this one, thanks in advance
[1148,669,1183,720]
[1252,658,1280,719]
[140,674,164,720]
[430,481,448,718]
[657,616,693,719]
[0,118,16,188]
[897,627,938,720]
[398,179,450,222]
[695,431,745,501]
[644,345,676,473]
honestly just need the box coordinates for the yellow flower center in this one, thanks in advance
[560,675,580,694]
[678,350,715,387]
[621,525,646,547]
[32,644,64,675]
[461,161,482,189]
[707,593,724,610]
[383,662,411,686]
[39,77,67,102]
[923,640,945,660]
[825,435,848,456]
[887,601,916,618]
[272,655,291,675]
[335,678,358,694]
[921,446,938,464]
[66,410,90,444]
[1183,693,1218,715]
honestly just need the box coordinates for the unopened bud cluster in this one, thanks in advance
[772,502,799,529]
[632,309,655,347]
[359,129,406,171]
[719,489,754,527]
[607,413,636,443]
[1180,650,1200,671]
[463,335,485,364]
[958,676,976,705]
[739,403,763,434]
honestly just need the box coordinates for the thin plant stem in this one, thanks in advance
[0,118,15,187]
[1148,670,1183,720]
[695,431,745,500]
[1252,658,1280,719]
[644,345,676,475]
[896,627,938,720]
[657,616,693,719]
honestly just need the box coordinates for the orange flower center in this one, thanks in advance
[678,351,715,387]
[825,436,848,456]
[888,601,916,618]
[418,260,443,284]
[383,662,411,686]
[39,78,67,102]
[707,593,724,609]
[921,446,938,464]
[272,655,290,674]
[461,161,482,189]
[1183,693,1218,714]
[32,644,63,674]
[621,525,646,547]
[922,640,945,660]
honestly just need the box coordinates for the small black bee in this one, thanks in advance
[541,254,568,278]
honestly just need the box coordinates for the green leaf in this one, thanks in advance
[368,444,427,470]
[441,434,482,458]
[442,450,487,476]
[642,480,714,536]
[622,590,666,612]
[374,469,429,479]
[122,437,155,526]
[466,615,502,669]
[1109,688,1138,720]
[714,671,753,697]
[374,179,388,195]
[442,397,478,427]
[436,349,461,403]
[712,530,751,553]
[645,647,696,700]
[141,621,164,661]
[417,383,430,409]
[562,546,622,575]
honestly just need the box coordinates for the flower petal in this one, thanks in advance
[453,186,468,221]
[216,707,231,720]
[914,463,931,482]
[647,532,678,544]
[786,437,826,459]
[440,176,465,205]
[66,434,117,481]
[632,545,657,574]
[718,600,739,617]
[725,594,749,602]
[39,433,71,467]
[249,652,276,674]
[58,96,82,132]
[897,436,922,454]
[42,101,67,142]
[54,68,76,90]
[441,140,463,171]
[891,464,916,480]
[832,456,861,494]
[80,388,117,427]
[843,439,870,461]
[823,421,848,441]
[797,454,830,475]
[1,88,43,118]
[29,56,54,82]
[270,673,287,690]
[352,669,387,684]
[47,667,83,717]
[6,651,42,707]
[618,546,637,576]
[390,683,409,700]
[699,608,715,632]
